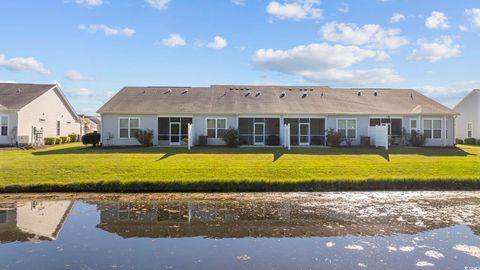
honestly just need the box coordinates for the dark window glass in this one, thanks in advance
[217,129,226,138]
[265,118,280,136]
[424,130,432,139]
[120,129,129,138]
[381,118,391,124]
[310,118,325,135]
[285,119,299,136]
[170,117,180,122]
[207,129,216,138]
[240,135,253,145]
[370,118,381,127]
[290,135,299,146]
[310,135,324,145]
[158,135,169,140]
[181,122,188,135]
[181,118,192,124]
[239,118,254,135]
[158,118,170,138]
[300,118,309,123]
[254,118,265,123]
[391,119,402,136]
[266,135,280,146]
[1,126,6,136]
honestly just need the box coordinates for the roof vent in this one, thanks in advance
[230,88,234,91]
[16,88,21,94]
[256,91,262,97]
[165,89,171,94]
[321,92,324,98]
[288,88,292,91]
[182,89,189,94]
[309,88,313,91]
[410,93,414,100]
[280,92,286,98]
[374,91,378,96]
[302,92,308,99]
[357,90,362,96]
[245,91,251,97]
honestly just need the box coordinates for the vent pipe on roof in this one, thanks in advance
[16,88,21,94]
[321,92,324,98]
[410,93,414,100]
[256,91,261,97]
[280,92,286,98]
[357,90,362,96]
[245,91,251,97]
[302,93,308,99]
[165,89,171,94]
[374,91,378,96]
[182,89,189,94]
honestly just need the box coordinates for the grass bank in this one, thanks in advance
[0,143,479,192]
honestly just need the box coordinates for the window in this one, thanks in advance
[410,119,418,133]
[206,118,227,138]
[337,119,356,139]
[467,122,473,138]
[56,121,61,136]
[119,117,140,138]
[0,116,8,136]
[423,119,442,139]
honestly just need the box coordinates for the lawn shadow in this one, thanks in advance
[31,145,473,162]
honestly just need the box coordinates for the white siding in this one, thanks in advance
[0,111,18,145]
[455,91,479,140]
[17,89,81,144]
[193,115,237,146]
[101,114,158,146]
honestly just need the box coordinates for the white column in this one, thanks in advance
[443,116,447,147]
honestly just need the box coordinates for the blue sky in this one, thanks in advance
[1,0,479,115]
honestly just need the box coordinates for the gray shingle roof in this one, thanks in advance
[97,85,458,116]
[0,83,55,110]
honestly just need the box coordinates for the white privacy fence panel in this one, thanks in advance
[369,125,389,150]
[283,124,291,150]
[188,123,193,150]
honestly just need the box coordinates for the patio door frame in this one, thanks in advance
[299,122,310,146]
[169,121,181,145]
[254,122,265,145]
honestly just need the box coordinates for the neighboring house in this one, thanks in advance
[97,85,458,147]
[453,89,480,140]
[0,83,81,146]
[79,114,101,134]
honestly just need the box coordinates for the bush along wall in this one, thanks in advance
[44,137,56,145]
[464,138,477,145]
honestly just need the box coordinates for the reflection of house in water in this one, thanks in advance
[0,201,73,243]
[96,202,453,239]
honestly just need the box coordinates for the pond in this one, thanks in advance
[1,192,480,269]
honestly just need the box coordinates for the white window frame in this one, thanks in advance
[56,120,61,136]
[0,115,8,137]
[423,119,442,140]
[118,117,141,139]
[467,122,473,138]
[206,118,227,139]
[336,118,357,139]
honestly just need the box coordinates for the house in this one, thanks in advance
[0,83,81,146]
[454,89,479,140]
[97,85,458,147]
[79,114,101,134]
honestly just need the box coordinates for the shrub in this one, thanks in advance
[56,137,63,144]
[455,138,464,145]
[410,130,426,147]
[222,128,240,147]
[135,129,154,147]
[68,134,79,142]
[464,138,477,145]
[60,136,69,143]
[82,131,101,147]
[326,129,342,147]
[44,137,56,145]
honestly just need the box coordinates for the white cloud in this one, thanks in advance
[466,8,480,29]
[0,53,50,75]
[459,25,468,32]
[390,13,405,23]
[266,0,322,20]
[231,0,245,6]
[0,80,16,83]
[252,43,402,85]
[425,11,450,29]
[417,81,480,107]
[78,24,136,37]
[337,3,349,13]
[66,88,95,97]
[146,0,170,10]
[162,33,187,47]
[64,71,94,81]
[196,36,228,49]
[409,36,461,63]
[75,0,103,7]
[320,21,409,50]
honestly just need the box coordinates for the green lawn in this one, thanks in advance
[0,143,479,191]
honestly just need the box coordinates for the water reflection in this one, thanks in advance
[0,192,480,270]
[0,201,72,243]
